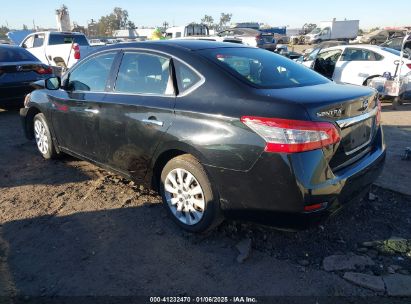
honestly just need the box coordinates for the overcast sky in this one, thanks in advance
[1,0,410,30]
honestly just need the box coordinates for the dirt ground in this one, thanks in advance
[0,104,410,298]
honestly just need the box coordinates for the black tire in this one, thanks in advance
[33,113,57,159]
[370,39,377,45]
[159,154,223,233]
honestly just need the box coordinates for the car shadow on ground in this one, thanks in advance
[0,109,93,188]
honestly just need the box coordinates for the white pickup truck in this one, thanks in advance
[20,31,93,70]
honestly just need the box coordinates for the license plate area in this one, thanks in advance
[341,118,373,155]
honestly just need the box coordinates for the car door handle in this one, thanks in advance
[141,118,164,127]
[84,108,99,114]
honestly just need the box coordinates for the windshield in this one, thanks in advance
[306,48,320,61]
[382,47,410,58]
[199,48,329,89]
[310,28,322,35]
[0,46,39,62]
[48,34,90,46]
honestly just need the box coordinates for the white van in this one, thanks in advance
[165,24,209,39]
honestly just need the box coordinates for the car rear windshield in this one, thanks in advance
[0,46,39,62]
[382,47,410,58]
[199,48,329,89]
[48,34,90,46]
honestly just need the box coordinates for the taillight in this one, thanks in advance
[241,116,341,153]
[376,99,382,126]
[73,43,80,60]
[255,34,262,41]
[34,65,53,74]
[406,63,411,70]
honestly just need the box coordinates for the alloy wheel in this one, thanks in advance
[34,120,49,155]
[164,168,205,225]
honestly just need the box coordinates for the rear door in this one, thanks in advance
[50,51,118,158]
[336,48,385,85]
[97,51,176,181]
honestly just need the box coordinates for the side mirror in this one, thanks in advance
[296,56,304,63]
[45,77,61,90]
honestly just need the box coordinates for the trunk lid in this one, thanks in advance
[258,83,379,170]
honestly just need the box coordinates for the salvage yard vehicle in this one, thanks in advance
[20,31,92,70]
[360,29,405,45]
[380,37,411,54]
[304,45,411,86]
[21,40,385,232]
[217,28,277,51]
[305,19,359,44]
[0,45,53,109]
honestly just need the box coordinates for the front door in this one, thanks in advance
[97,51,176,181]
[313,49,342,79]
[50,51,118,159]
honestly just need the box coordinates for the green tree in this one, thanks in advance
[0,25,9,39]
[127,21,136,30]
[96,7,130,36]
[113,7,129,29]
[219,13,232,30]
[201,15,214,28]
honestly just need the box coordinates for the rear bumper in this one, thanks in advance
[205,126,386,228]
[259,43,277,51]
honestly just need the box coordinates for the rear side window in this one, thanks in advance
[67,52,116,92]
[174,61,202,94]
[114,52,173,95]
[0,47,39,62]
[341,48,383,61]
[199,48,329,89]
[48,34,89,46]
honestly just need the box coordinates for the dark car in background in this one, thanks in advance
[0,45,53,109]
[360,29,405,45]
[218,28,277,51]
[380,37,411,55]
[21,40,385,232]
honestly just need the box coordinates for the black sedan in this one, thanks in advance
[20,40,386,232]
[0,45,53,109]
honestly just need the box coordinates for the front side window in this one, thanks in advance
[200,48,329,89]
[67,52,116,92]
[318,49,342,62]
[114,52,173,95]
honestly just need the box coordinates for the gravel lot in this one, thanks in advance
[0,105,410,298]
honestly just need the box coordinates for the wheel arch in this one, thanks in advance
[362,74,382,86]
[24,106,42,140]
[148,142,210,191]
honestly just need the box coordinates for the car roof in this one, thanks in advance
[34,31,85,35]
[101,39,249,51]
[323,44,385,51]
